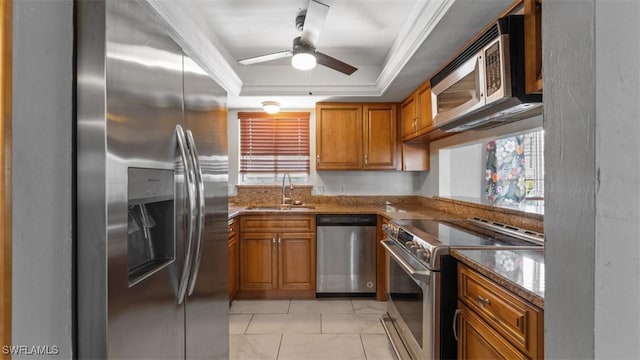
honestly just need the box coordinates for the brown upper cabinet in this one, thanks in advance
[401,80,432,142]
[524,0,543,94]
[316,102,397,171]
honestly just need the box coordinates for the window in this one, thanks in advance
[239,112,310,184]
[484,129,544,206]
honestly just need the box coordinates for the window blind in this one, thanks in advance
[238,112,310,174]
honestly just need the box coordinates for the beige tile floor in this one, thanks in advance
[229,299,397,360]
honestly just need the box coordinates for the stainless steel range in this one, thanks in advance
[380,217,543,360]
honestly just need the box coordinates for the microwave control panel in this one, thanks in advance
[485,42,502,96]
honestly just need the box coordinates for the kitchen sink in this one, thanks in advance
[244,204,316,211]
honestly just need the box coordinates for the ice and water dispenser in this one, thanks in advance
[127,168,175,285]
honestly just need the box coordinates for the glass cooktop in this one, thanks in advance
[393,219,541,249]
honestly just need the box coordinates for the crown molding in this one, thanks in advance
[143,0,458,100]
[375,0,456,94]
[143,0,243,95]
[240,83,381,97]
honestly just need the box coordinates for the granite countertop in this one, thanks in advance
[228,202,464,221]
[229,200,545,308]
[452,248,545,308]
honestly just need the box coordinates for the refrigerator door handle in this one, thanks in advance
[176,125,197,305]
[186,129,205,296]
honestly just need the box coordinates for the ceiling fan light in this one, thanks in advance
[291,52,316,70]
[262,101,281,114]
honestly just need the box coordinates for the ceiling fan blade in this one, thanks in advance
[300,0,329,46]
[316,51,358,75]
[238,50,292,65]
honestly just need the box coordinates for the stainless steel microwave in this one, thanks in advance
[430,15,542,132]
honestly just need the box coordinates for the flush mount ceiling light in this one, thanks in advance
[291,37,317,70]
[262,101,281,114]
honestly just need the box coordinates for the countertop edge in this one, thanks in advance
[227,204,464,222]
[451,249,544,309]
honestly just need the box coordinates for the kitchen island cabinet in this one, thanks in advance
[456,263,543,359]
[238,214,316,299]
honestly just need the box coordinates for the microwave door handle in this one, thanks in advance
[176,125,196,305]
[185,129,205,296]
[476,53,485,102]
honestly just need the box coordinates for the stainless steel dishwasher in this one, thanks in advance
[316,214,377,296]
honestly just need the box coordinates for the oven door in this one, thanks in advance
[381,240,441,360]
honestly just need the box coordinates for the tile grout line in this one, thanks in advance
[243,313,254,335]
[275,333,283,360]
[358,333,369,360]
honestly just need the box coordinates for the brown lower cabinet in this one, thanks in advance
[228,218,238,302]
[457,264,543,359]
[376,215,389,301]
[238,215,316,299]
[458,302,527,359]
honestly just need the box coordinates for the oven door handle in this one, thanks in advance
[382,240,432,280]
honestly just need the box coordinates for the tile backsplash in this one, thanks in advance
[230,185,419,207]
[229,186,543,233]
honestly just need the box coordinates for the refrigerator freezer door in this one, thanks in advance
[183,56,229,359]
[105,1,187,358]
[77,1,187,358]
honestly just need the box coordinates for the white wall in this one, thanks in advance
[593,1,640,358]
[11,0,74,358]
[545,0,640,358]
[438,143,483,198]
[420,115,543,198]
[227,109,427,196]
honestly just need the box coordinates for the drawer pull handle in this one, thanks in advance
[477,295,491,307]
[453,309,460,341]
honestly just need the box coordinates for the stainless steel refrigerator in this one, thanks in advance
[76,1,229,358]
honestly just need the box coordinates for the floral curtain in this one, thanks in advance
[485,135,526,205]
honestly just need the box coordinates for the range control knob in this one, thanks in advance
[415,249,426,259]
[422,248,432,262]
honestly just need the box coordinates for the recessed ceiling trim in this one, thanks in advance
[144,0,243,95]
[375,0,456,95]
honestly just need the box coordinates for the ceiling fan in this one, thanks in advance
[238,0,358,75]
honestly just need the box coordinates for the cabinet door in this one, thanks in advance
[240,233,278,291]
[316,103,363,170]
[416,81,433,134]
[363,104,397,170]
[458,303,527,360]
[401,142,429,171]
[400,94,417,140]
[376,216,388,301]
[278,232,316,291]
[525,0,543,94]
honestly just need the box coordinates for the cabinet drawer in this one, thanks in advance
[240,215,315,233]
[458,302,527,360]
[458,264,542,358]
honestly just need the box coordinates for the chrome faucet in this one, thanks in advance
[281,173,293,205]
